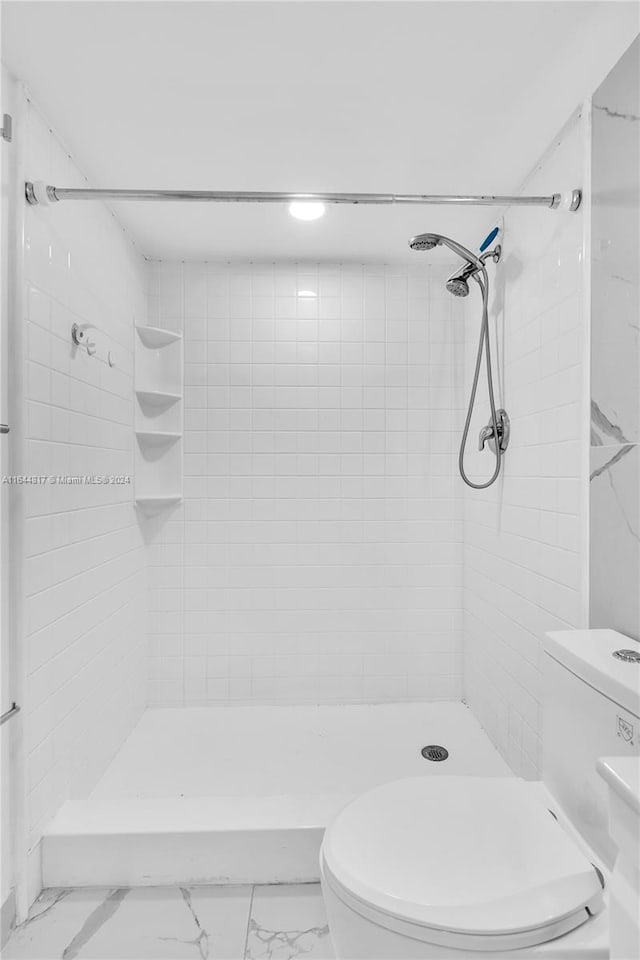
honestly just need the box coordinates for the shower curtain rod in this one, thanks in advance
[24,182,582,210]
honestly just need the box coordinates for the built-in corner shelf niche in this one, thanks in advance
[134,325,183,512]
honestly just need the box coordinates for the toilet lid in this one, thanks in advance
[322,777,604,941]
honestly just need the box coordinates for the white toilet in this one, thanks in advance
[321,630,640,958]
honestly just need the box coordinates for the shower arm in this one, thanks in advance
[23,182,583,210]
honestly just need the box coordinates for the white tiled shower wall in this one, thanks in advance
[145,260,466,705]
[14,82,148,892]
[462,109,589,778]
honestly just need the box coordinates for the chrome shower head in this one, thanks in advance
[445,259,478,298]
[408,233,441,251]
[446,276,470,298]
[408,231,482,269]
[444,245,501,298]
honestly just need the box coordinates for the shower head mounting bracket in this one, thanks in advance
[481,243,501,265]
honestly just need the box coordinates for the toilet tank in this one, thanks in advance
[543,629,640,868]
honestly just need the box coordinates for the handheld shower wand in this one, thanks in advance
[408,231,508,489]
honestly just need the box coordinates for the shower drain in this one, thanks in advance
[421,744,449,762]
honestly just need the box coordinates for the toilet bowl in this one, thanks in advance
[320,776,607,959]
[321,630,640,958]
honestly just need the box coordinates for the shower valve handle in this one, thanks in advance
[478,410,511,455]
[478,424,494,451]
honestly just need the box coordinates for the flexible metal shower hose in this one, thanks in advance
[458,267,502,489]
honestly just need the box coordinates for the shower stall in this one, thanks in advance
[35,246,513,889]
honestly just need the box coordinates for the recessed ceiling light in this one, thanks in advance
[289,202,326,221]
[297,290,317,298]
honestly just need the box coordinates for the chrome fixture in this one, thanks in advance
[71,322,88,347]
[421,745,449,761]
[408,231,506,489]
[446,244,502,298]
[1,114,12,142]
[479,409,510,454]
[0,702,20,726]
[612,649,640,663]
[24,181,582,210]
[0,424,9,434]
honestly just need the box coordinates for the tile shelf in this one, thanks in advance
[135,389,182,406]
[135,325,182,348]
[135,325,183,510]
[135,494,183,511]
[135,430,182,446]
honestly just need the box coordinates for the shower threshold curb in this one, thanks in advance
[41,794,353,887]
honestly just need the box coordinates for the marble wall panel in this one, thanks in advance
[590,36,640,639]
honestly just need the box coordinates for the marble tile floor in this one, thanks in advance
[2,883,334,960]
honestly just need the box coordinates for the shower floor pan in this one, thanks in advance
[42,701,511,887]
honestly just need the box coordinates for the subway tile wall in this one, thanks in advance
[18,88,148,890]
[462,110,589,778]
[146,260,466,705]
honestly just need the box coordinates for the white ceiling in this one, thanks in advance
[2,1,639,261]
